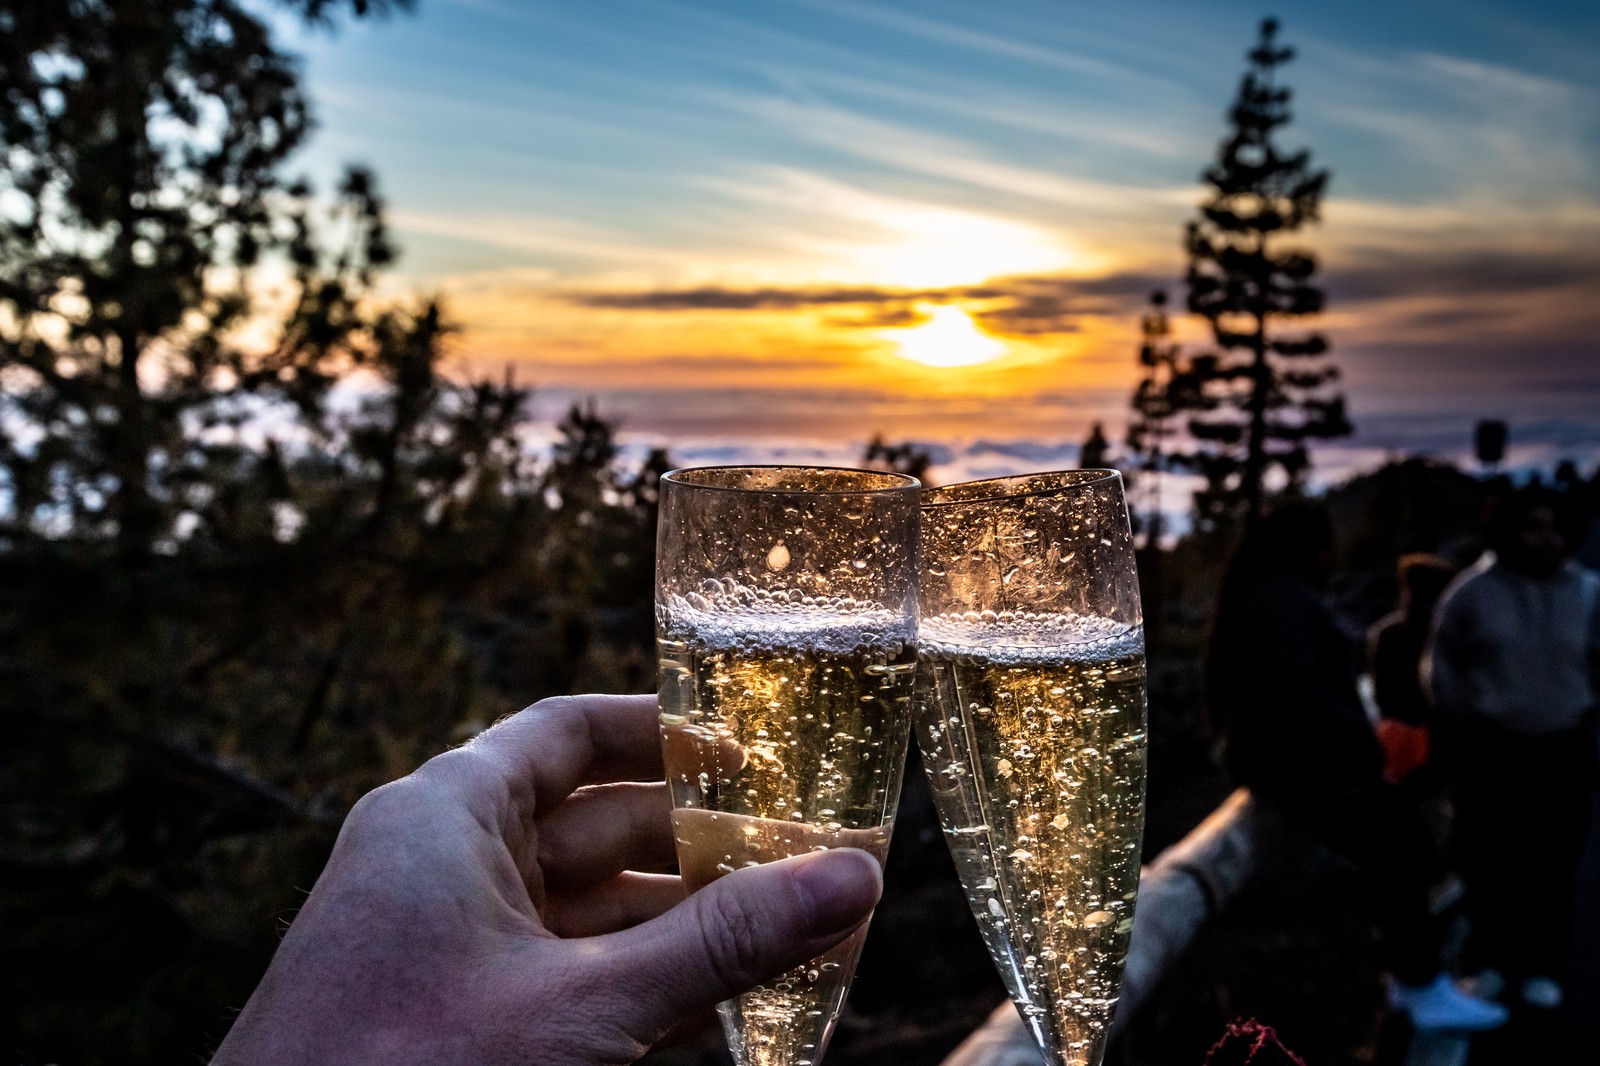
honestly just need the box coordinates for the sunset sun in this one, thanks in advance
[884,304,1009,368]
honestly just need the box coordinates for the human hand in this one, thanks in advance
[211,694,884,1065]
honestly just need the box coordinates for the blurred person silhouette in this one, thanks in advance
[1426,486,1600,1012]
[1367,554,1457,790]
[1208,503,1506,1032]
[209,694,883,1066]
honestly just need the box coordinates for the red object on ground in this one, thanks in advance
[1202,1019,1308,1065]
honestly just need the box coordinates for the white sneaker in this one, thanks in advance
[1390,974,1510,1032]
[1521,976,1564,1010]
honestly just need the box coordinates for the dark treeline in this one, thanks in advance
[0,0,670,1059]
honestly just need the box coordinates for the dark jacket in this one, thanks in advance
[1214,573,1384,803]
[1368,609,1431,727]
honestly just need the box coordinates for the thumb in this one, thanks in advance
[605,847,883,1039]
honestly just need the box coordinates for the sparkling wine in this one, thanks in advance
[659,597,916,1066]
[916,612,1147,1066]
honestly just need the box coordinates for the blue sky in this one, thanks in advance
[280,0,1600,479]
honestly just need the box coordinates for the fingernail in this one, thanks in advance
[790,849,883,934]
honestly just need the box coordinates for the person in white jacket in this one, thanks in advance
[1428,486,1600,1011]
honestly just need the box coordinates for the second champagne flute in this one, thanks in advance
[915,470,1147,1066]
[656,465,920,1066]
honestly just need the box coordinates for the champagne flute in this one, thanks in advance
[914,470,1147,1066]
[656,465,920,1066]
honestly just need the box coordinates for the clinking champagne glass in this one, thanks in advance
[914,470,1147,1066]
[656,466,921,1066]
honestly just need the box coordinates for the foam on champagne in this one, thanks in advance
[920,609,1144,662]
[659,578,914,657]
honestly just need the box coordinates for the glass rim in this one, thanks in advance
[661,464,921,496]
[922,468,1122,508]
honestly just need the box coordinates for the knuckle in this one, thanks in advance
[499,954,653,1063]
[626,784,670,848]
[699,887,772,992]
[346,752,481,842]
[410,746,504,807]
[344,776,420,833]
[525,694,584,721]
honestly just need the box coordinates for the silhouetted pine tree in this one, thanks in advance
[1127,290,1200,544]
[1179,17,1349,527]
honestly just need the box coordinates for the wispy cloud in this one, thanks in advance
[794,0,1173,93]
[783,68,1191,160]
[558,270,1165,335]
[715,96,1184,213]
[1311,44,1598,202]
[391,210,694,268]
[570,284,928,311]
[1415,52,1579,105]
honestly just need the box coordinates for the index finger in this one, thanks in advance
[427,694,662,823]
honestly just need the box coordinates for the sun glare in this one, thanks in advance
[855,206,1071,289]
[885,304,1008,368]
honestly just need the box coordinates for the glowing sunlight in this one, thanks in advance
[843,203,1073,288]
[884,304,1009,368]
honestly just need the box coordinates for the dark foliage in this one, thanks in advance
[1,2,661,1061]
[1127,289,1191,545]
[1172,18,1349,528]
[864,434,936,485]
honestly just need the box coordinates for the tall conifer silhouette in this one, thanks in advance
[1180,17,1349,526]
